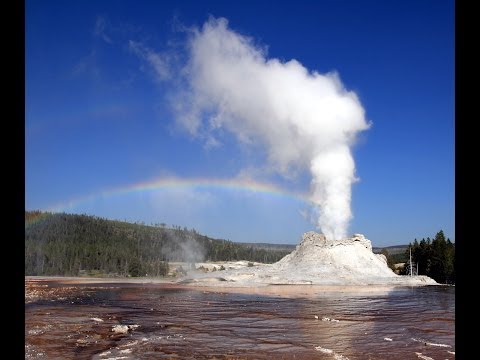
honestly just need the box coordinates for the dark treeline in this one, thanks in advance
[25,211,291,277]
[400,230,455,284]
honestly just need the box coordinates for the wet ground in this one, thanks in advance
[25,278,455,359]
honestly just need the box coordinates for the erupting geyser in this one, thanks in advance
[161,18,438,287]
[173,17,370,240]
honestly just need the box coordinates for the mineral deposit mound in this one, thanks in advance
[182,232,437,286]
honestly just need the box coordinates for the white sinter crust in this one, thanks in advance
[180,232,438,287]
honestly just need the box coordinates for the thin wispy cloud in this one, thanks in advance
[94,16,113,44]
[70,16,145,91]
[129,40,172,81]
[71,50,100,78]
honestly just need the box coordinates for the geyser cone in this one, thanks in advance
[181,231,437,286]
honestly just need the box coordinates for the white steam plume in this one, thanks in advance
[173,17,370,240]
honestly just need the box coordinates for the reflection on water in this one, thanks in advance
[25,280,455,359]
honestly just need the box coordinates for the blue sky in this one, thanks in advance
[25,0,454,246]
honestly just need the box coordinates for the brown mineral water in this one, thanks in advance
[25,279,455,359]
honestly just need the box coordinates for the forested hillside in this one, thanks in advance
[25,211,291,277]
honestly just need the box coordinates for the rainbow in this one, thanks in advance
[25,210,57,228]
[44,176,313,214]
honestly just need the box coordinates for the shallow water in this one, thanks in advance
[25,280,455,359]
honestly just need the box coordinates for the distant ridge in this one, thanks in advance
[372,245,409,255]
[237,242,296,252]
